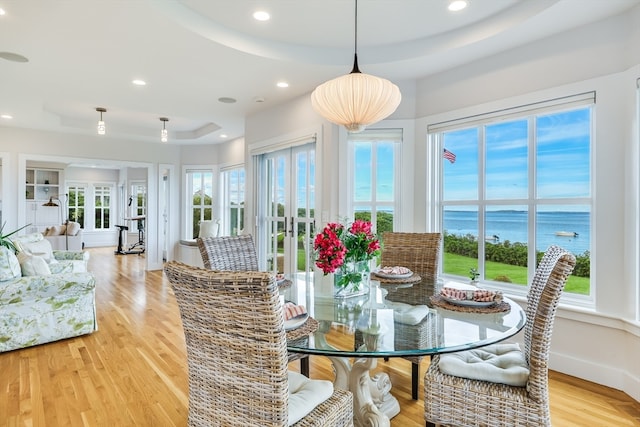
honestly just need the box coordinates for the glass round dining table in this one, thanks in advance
[280,272,526,427]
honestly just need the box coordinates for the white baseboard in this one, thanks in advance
[551,351,640,403]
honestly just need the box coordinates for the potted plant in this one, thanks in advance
[0,221,31,253]
[314,219,381,297]
[469,267,479,286]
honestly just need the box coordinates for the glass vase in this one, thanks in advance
[334,260,370,298]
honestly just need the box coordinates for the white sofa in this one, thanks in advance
[42,221,83,251]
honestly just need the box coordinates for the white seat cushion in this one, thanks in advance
[198,220,218,238]
[438,343,530,387]
[385,301,429,325]
[287,371,333,425]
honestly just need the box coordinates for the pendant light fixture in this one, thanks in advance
[160,117,169,142]
[310,0,401,133]
[96,107,106,135]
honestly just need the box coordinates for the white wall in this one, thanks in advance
[0,126,181,270]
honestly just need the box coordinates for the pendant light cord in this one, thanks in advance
[351,0,361,74]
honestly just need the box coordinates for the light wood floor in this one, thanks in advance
[1,247,639,426]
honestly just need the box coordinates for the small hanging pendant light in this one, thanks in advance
[96,107,106,135]
[160,117,169,142]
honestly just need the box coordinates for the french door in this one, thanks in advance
[260,143,316,274]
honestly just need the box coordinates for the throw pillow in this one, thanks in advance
[66,221,81,236]
[48,225,65,236]
[0,247,22,281]
[17,252,52,276]
[20,238,56,264]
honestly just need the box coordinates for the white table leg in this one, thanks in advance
[315,321,400,426]
[329,356,397,427]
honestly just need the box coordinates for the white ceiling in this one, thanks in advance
[0,0,638,145]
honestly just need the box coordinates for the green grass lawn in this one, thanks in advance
[443,252,589,295]
[290,249,589,295]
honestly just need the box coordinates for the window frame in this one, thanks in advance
[93,184,113,230]
[66,183,86,228]
[184,167,216,239]
[347,129,403,234]
[220,165,245,237]
[429,93,594,305]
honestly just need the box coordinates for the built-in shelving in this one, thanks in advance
[25,168,63,232]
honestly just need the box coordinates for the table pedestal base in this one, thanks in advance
[329,356,400,427]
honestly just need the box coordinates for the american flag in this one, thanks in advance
[443,148,456,164]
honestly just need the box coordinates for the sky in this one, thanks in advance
[443,107,591,203]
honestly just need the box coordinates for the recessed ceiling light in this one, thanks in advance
[220,134,228,138]
[0,8,6,16]
[1,114,13,119]
[253,10,270,21]
[276,81,289,88]
[132,79,146,86]
[218,97,237,104]
[448,0,468,12]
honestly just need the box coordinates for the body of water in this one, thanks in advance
[444,210,590,255]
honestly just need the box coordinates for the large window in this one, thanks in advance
[186,170,214,239]
[433,94,593,296]
[221,167,245,236]
[349,129,402,236]
[94,185,111,230]
[67,185,86,227]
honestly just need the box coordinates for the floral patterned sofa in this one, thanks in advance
[0,234,97,352]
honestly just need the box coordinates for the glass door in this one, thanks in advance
[261,143,315,274]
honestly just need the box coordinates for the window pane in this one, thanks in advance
[443,128,478,201]
[376,142,394,202]
[486,120,528,199]
[485,205,528,286]
[376,209,394,235]
[297,151,307,218]
[537,205,590,295]
[536,108,591,198]
[442,207,478,276]
[95,210,102,229]
[354,142,372,201]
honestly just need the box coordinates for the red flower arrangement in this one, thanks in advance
[313,219,381,275]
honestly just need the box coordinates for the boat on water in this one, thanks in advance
[485,234,500,242]
[555,231,579,237]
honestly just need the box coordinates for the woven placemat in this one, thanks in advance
[371,272,422,284]
[286,316,318,341]
[430,295,510,313]
[277,279,292,290]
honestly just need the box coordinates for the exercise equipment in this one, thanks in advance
[115,215,145,255]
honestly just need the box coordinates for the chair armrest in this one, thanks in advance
[0,272,96,303]
[53,251,90,262]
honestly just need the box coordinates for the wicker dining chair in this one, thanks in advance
[197,234,259,271]
[424,245,576,427]
[164,262,353,427]
[379,232,442,400]
[196,234,310,377]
